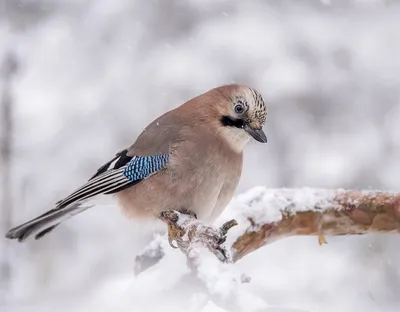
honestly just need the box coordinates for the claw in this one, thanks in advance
[168,238,179,249]
[167,223,179,249]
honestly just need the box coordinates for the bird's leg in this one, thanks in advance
[159,210,239,263]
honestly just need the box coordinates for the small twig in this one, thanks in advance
[220,219,238,237]
[133,235,165,276]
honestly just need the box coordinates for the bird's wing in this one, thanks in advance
[5,110,185,242]
[30,111,184,234]
[125,108,189,157]
[57,151,169,209]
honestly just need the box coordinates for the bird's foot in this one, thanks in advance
[159,210,238,263]
[159,211,187,249]
[165,209,196,249]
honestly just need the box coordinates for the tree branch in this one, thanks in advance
[230,188,400,261]
[158,188,400,263]
[132,188,400,310]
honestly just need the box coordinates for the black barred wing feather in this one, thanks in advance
[59,153,169,208]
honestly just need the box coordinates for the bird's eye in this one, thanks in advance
[234,102,245,115]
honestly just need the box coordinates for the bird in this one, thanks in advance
[5,84,268,243]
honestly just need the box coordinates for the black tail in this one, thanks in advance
[5,164,132,242]
[5,202,92,242]
[5,150,139,242]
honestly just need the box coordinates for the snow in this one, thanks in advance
[216,187,342,248]
[2,0,400,311]
[98,184,348,311]
[227,187,340,224]
[195,252,267,311]
[72,231,270,312]
[201,301,229,312]
[92,185,398,312]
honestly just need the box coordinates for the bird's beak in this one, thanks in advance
[244,124,267,143]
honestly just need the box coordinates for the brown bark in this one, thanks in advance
[158,189,400,264]
[232,190,400,261]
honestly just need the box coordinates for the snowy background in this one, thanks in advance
[1,0,400,311]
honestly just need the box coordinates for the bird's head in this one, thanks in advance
[212,84,267,151]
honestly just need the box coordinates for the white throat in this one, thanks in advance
[217,126,251,153]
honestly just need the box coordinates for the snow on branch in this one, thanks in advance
[156,187,400,264]
[131,187,400,311]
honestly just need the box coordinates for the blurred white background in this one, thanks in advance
[1,0,400,311]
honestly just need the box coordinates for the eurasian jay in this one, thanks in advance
[5,84,267,242]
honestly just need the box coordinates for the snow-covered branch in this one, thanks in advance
[131,187,400,311]
[157,187,400,263]
[223,187,400,261]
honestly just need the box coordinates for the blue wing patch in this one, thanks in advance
[123,154,169,181]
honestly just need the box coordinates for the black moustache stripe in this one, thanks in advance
[220,116,245,128]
